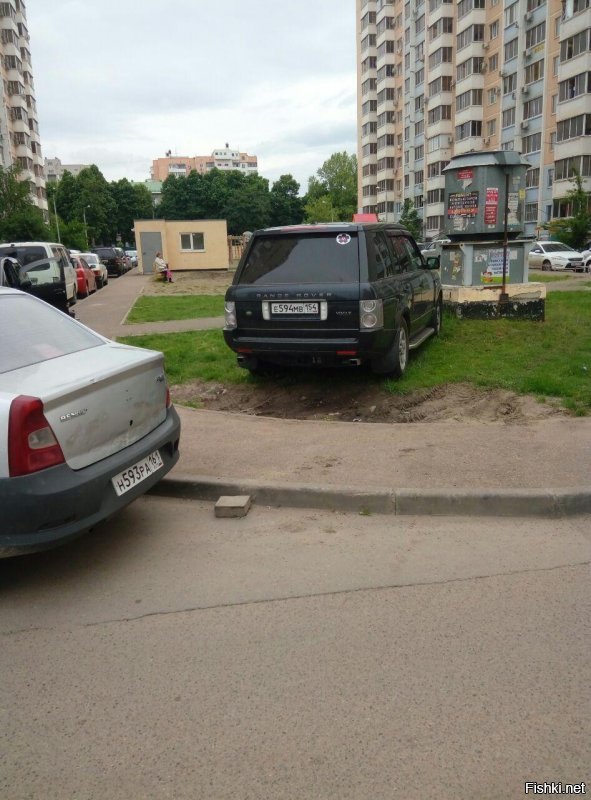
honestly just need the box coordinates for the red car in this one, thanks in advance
[71,254,97,298]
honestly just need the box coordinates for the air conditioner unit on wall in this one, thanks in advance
[483,42,489,49]
[521,85,529,94]
[484,137,491,144]
[524,11,533,21]
[520,120,529,129]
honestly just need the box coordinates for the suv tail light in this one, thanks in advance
[8,395,66,477]
[224,301,237,330]
[359,299,384,330]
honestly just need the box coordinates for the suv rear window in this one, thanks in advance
[0,245,46,266]
[239,233,360,285]
[0,294,102,373]
[93,248,116,258]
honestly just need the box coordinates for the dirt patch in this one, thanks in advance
[143,269,234,296]
[171,379,568,424]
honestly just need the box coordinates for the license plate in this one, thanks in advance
[271,302,319,315]
[111,450,164,497]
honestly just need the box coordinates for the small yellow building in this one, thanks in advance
[134,219,229,273]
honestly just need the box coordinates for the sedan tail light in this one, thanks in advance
[8,395,66,477]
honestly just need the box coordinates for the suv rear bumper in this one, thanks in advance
[0,407,181,557]
[224,330,385,366]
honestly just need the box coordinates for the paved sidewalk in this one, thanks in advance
[73,267,591,516]
[73,270,224,339]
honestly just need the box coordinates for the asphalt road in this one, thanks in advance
[1,498,589,799]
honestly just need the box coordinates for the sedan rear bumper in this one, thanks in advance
[0,407,181,557]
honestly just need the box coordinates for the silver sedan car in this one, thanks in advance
[0,287,181,557]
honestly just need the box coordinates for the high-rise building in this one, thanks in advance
[356,0,588,240]
[0,0,47,216]
[151,144,258,181]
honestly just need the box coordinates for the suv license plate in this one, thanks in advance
[271,302,319,315]
[111,450,164,497]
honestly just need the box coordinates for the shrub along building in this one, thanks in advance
[356,0,591,240]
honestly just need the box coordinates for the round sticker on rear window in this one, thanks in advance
[336,233,351,245]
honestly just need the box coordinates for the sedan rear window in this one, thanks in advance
[238,233,360,285]
[0,294,103,374]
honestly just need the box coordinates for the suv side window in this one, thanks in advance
[367,231,395,280]
[387,234,411,273]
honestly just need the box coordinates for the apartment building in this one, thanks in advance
[44,157,90,182]
[151,144,258,181]
[0,0,47,216]
[356,0,587,240]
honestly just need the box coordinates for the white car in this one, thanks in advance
[0,241,77,305]
[0,287,181,557]
[420,238,451,258]
[580,248,591,272]
[80,251,109,288]
[527,242,584,272]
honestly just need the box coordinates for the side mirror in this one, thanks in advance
[425,256,440,270]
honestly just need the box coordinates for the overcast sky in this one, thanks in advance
[27,0,357,194]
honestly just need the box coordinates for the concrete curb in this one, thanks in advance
[150,474,591,518]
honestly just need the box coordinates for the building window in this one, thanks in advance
[522,132,542,154]
[524,60,544,84]
[547,168,554,187]
[523,97,543,119]
[504,38,518,61]
[525,167,540,187]
[502,107,516,127]
[525,21,545,48]
[180,233,205,251]
[504,2,518,25]
[524,202,538,222]
[487,118,497,135]
[503,73,517,94]
[557,113,591,141]
[490,20,499,38]
[558,72,591,102]
[489,53,498,71]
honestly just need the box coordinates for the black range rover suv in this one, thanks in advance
[223,223,442,377]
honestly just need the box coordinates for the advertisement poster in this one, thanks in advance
[484,187,499,225]
[447,191,479,218]
[480,248,510,284]
[457,168,473,180]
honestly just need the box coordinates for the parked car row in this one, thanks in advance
[0,240,136,313]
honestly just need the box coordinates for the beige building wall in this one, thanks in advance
[134,219,229,273]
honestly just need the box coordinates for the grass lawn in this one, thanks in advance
[118,291,591,414]
[528,272,577,282]
[126,294,225,324]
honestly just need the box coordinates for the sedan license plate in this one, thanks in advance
[111,450,164,497]
[271,302,319,315]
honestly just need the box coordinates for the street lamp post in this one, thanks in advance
[52,195,61,243]
[82,205,90,249]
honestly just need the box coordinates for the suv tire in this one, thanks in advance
[372,318,409,378]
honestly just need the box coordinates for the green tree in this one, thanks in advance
[546,171,591,250]
[307,152,358,221]
[304,195,337,223]
[0,165,50,241]
[225,173,271,234]
[269,175,304,226]
[75,165,117,245]
[110,179,154,245]
[398,198,423,241]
